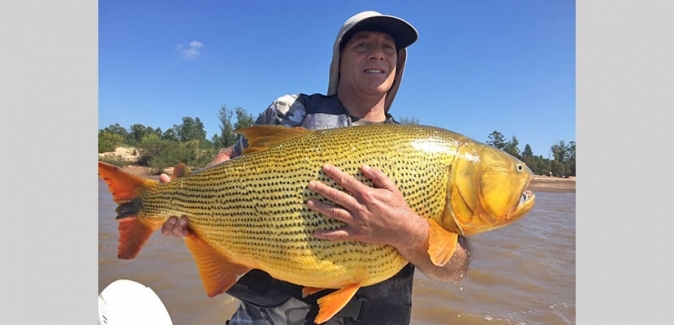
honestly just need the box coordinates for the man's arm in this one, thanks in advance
[307,164,472,281]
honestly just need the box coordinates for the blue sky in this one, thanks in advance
[99,0,575,158]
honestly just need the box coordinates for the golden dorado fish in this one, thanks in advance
[98,123,535,324]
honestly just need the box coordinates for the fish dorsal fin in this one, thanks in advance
[426,219,459,267]
[170,163,192,180]
[235,125,312,155]
[98,161,157,204]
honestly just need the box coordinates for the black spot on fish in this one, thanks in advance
[116,199,142,220]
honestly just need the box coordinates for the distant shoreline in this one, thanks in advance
[527,175,575,193]
[118,164,575,194]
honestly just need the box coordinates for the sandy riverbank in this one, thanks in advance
[527,175,575,193]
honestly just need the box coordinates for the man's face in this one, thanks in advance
[339,31,398,96]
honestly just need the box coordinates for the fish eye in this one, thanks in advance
[516,164,523,172]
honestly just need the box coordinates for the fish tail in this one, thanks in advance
[98,162,161,259]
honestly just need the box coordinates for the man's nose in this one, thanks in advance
[368,49,385,60]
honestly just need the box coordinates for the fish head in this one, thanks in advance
[446,142,535,236]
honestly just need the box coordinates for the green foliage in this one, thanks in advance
[234,107,255,131]
[136,135,216,174]
[566,157,576,177]
[216,105,254,149]
[503,136,521,159]
[174,117,207,143]
[98,130,124,153]
[103,123,129,139]
[549,140,575,177]
[532,155,551,176]
[99,112,219,174]
[550,160,568,177]
[551,140,570,162]
[217,105,237,148]
[127,124,144,146]
[483,130,575,177]
[486,131,507,150]
[162,128,179,142]
[522,144,533,158]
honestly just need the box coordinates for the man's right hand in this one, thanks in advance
[161,215,191,238]
[159,146,236,238]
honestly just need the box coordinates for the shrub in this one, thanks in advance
[99,131,124,153]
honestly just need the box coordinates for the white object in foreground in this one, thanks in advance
[98,279,173,325]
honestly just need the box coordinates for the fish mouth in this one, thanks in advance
[521,189,535,206]
[508,187,536,220]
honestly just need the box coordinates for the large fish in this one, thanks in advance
[98,123,535,324]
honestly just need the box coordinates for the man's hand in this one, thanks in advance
[307,163,471,281]
[161,215,190,237]
[307,164,422,248]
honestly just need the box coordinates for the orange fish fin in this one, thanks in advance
[117,217,161,259]
[302,286,327,298]
[235,125,312,155]
[183,235,250,297]
[315,283,360,324]
[98,161,157,203]
[171,163,192,180]
[427,219,459,266]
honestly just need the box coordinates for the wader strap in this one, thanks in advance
[226,270,299,307]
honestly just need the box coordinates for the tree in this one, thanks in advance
[234,107,255,131]
[128,123,150,146]
[550,160,568,177]
[503,136,521,159]
[216,105,254,149]
[486,131,507,150]
[162,128,179,142]
[532,155,551,176]
[551,140,570,163]
[103,123,128,139]
[217,105,238,148]
[98,130,123,153]
[173,117,207,143]
[567,141,576,161]
[521,144,535,173]
[565,141,576,177]
[549,140,576,177]
[522,144,533,159]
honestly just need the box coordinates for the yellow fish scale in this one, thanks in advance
[136,124,465,288]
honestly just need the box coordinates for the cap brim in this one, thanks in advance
[345,15,418,50]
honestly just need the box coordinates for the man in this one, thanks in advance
[161,11,472,325]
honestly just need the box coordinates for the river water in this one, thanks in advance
[98,179,575,325]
